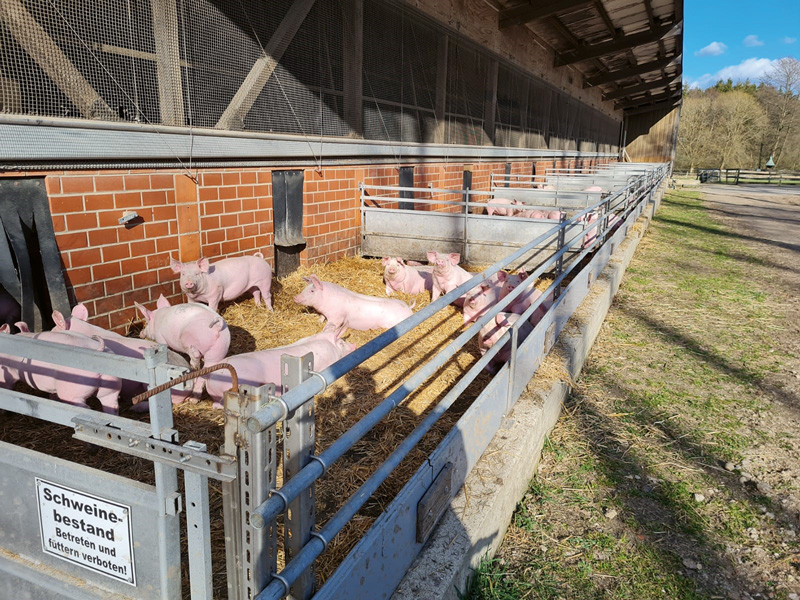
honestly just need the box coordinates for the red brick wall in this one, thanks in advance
[1,158,615,332]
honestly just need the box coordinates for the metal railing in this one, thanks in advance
[239,162,668,600]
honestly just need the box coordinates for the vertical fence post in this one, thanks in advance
[184,441,213,600]
[463,188,470,263]
[282,353,316,600]
[222,384,278,600]
[555,212,566,300]
[144,346,182,599]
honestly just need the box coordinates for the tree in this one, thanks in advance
[714,91,767,169]
[675,91,715,172]
[760,57,800,165]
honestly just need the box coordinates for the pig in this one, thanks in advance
[583,185,603,193]
[485,198,516,216]
[170,252,273,312]
[578,211,600,248]
[52,304,193,407]
[0,287,20,328]
[477,312,534,374]
[496,271,552,322]
[427,251,474,305]
[0,325,122,413]
[204,327,356,409]
[134,296,231,391]
[294,275,413,331]
[546,210,563,220]
[382,257,433,295]
[462,274,503,325]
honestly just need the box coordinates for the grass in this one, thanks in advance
[468,191,799,600]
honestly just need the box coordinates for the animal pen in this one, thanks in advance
[0,0,683,596]
[0,161,668,599]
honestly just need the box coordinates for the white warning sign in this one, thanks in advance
[36,478,136,585]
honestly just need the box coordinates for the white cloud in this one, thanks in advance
[689,57,779,88]
[783,36,797,44]
[743,35,764,47]
[695,41,728,56]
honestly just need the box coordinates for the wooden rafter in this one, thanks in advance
[216,0,317,130]
[615,88,680,110]
[624,98,680,116]
[499,0,592,29]
[603,75,681,101]
[584,56,679,87]
[555,21,681,67]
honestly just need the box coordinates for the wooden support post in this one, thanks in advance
[150,0,185,126]
[0,0,116,120]
[483,59,498,146]
[216,0,318,130]
[342,0,363,137]
[432,35,448,144]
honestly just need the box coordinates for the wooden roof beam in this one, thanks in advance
[584,55,679,87]
[603,75,681,101]
[615,88,681,110]
[499,0,592,29]
[555,21,681,66]
[594,0,618,37]
[624,98,681,117]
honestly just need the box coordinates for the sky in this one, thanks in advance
[684,0,799,88]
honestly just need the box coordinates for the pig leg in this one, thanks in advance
[206,288,224,313]
[253,280,273,310]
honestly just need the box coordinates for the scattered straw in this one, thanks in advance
[1,255,569,595]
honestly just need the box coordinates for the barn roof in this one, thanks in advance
[495,0,683,116]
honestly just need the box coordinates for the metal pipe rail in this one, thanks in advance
[246,175,628,434]
[254,169,662,530]
[257,164,668,599]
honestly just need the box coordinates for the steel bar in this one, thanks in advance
[185,447,213,600]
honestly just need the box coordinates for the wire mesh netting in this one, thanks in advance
[0,0,621,153]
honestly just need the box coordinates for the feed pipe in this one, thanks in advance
[255,167,666,597]
[256,339,504,600]
[248,175,647,529]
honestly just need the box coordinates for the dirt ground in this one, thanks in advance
[471,185,800,600]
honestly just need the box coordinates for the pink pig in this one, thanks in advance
[294,275,414,331]
[204,327,356,409]
[462,274,503,325]
[170,252,273,312]
[427,251,474,305]
[485,198,516,216]
[578,211,600,248]
[134,295,231,374]
[382,257,433,295]
[477,312,533,374]
[497,271,551,322]
[0,325,122,413]
[52,304,193,407]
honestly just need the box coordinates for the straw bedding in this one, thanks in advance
[0,256,570,597]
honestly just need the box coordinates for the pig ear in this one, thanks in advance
[170,257,183,274]
[518,270,529,280]
[309,275,323,290]
[134,302,152,322]
[0,324,9,334]
[381,257,390,266]
[72,303,89,321]
[156,294,171,309]
[15,321,30,333]
[397,257,405,265]
[90,336,105,352]
[480,283,490,291]
[52,310,67,330]
[496,271,508,282]
[197,258,210,273]
[426,251,437,264]
[448,253,461,265]
[495,313,508,326]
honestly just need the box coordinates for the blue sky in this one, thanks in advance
[684,0,799,88]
